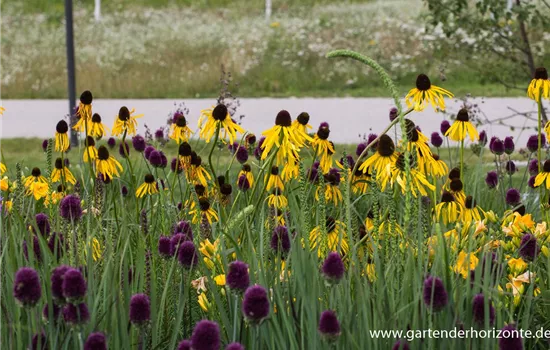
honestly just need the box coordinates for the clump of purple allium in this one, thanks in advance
[423,276,448,312]
[191,320,221,350]
[107,137,116,149]
[392,340,411,350]
[119,141,130,158]
[23,236,42,262]
[129,294,151,325]
[154,128,164,141]
[237,175,250,191]
[490,137,505,155]
[225,342,244,350]
[171,157,183,174]
[528,159,538,175]
[62,268,87,301]
[13,267,42,307]
[59,195,82,221]
[132,135,146,152]
[63,302,90,325]
[485,171,498,189]
[84,332,107,350]
[527,134,545,153]
[318,310,341,339]
[51,265,70,302]
[178,241,198,268]
[356,142,367,157]
[144,145,155,160]
[236,146,248,164]
[149,150,163,167]
[158,236,172,258]
[472,294,495,325]
[242,285,270,324]
[431,132,443,148]
[31,332,47,350]
[159,151,168,168]
[226,261,250,293]
[173,220,193,238]
[42,139,49,152]
[177,339,192,350]
[321,252,345,283]
[504,137,515,154]
[389,107,398,122]
[34,213,51,236]
[270,225,291,256]
[505,160,517,175]
[498,323,523,350]
[479,130,488,146]
[519,233,540,261]
[505,188,521,206]
[440,120,450,135]
[528,175,536,188]
[42,302,61,321]
[171,233,192,255]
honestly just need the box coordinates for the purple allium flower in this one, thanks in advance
[171,158,183,174]
[225,343,244,350]
[173,220,193,238]
[528,175,536,188]
[121,185,129,197]
[504,137,515,154]
[23,236,42,262]
[13,267,41,307]
[527,134,546,153]
[158,151,167,168]
[171,233,192,255]
[479,130,488,146]
[228,142,239,153]
[34,213,51,236]
[528,159,539,175]
[490,137,505,155]
[129,294,151,325]
[392,340,411,350]
[339,155,355,169]
[84,332,107,350]
[254,147,262,160]
[356,143,367,157]
[226,261,250,293]
[485,171,498,189]
[191,320,221,350]
[423,276,448,311]
[132,135,146,152]
[440,120,450,135]
[242,285,270,324]
[498,324,523,350]
[319,122,330,129]
[270,225,291,255]
[257,136,265,150]
[62,268,87,301]
[505,160,517,175]
[59,195,82,221]
[237,175,250,191]
[63,302,90,324]
[42,302,61,321]
[389,107,398,122]
[505,188,521,206]
[42,139,49,152]
[519,233,539,261]
[178,241,198,268]
[31,332,47,350]
[51,265,70,301]
[107,137,116,149]
[318,310,341,339]
[236,146,249,164]
[367,133,378,149]
[158,236,172,258]
[431,132,443,148]
[472,294,495,325]
[154,128,164,141]
[144,146,155,160]
[177,339,192,350]
[321,252,345,283]
[119,141,130,158]
[149,150,163,167]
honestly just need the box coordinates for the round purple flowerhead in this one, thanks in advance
[171,157,183,174]
[440,120,450,135]
[389,107,398,122]
[504,137,515,155]
[479,130,488,146]
[519,233,539,261]
[270,225,291,256]
[431,132,443,148]
[144,145,155,160]
[107,137,116,149]
[321,252,345,283]
[84,332,107,350]
[62,268,87,301]
[505,160,517,175]
[159,151,168,168]
[226,261,250,293]
[528,175,536,188]
[177,339,192,350]
[228,142,238,153]
[42,302,61,322]
[498,323,523,350]
[63,302,90,325]
[178,241,198,269]
[129,293,150,325]
[356,142,367,157]
[236,146,248,164]
[191,320,221,350]
[472,293,495,325]
[242,285,270,324]
[132,135,146,152]
[158,236,172,258]
[307,167,319,183]
[485,171,498,189]
[51,265,70,302]
[490,137,505,155]
[173,220,193,238]
[149,150,163,168]
[154,128,164,141]
[59,195,82,221]
[171,233,191,255]
[367,133,378,149]
[505,188,521,206]
[527,134,545,153]
[35,213,51,236]
[32,332,48,350]
[23,236,42,262]
[392,340,411,350]
[119,141,130,158]
[42,139,49,152]
[237,175,250,191]
[226,342,244,350]
[13,267,42,307]
[423,276,448,312]
[318,310,341,339]
[528,159,538,175]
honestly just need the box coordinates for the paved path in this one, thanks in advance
[0,98,543,146]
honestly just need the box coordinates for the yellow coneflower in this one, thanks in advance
[51,158,76,185]
[378,154,435,197]
[188,152,211,187]
[44,184,65,207]
[261,110,301,165]
[281,158,299,182]
[170,114,193,144]
[219,183,233,206]
[0,162,6,175]
[267,188,288,209]
[111,106,143,137]
[404,119,432,170]
[527,67,549,102]
[291,112,313,147]
[315,170,343,205]
[359,134,397,177]
[83,136,98,163]
[95,146,123,181]
[405,74,454,111]
[238,164,255,187]
[435,191,461,225]
[0,106,5,116]
[309,217,349,257]
[73,90,93,132]
[23,167,47,188]
[425,154,448,177]
[199,104,244,144]
[445,109,479,142]
[311,123,335,173]
[534,159,550,189]
[178,142,193,170]
[352,168,371,195]
[191,197,219,224]
[26,181,49,200]
[461,195,484,223]
[88,113,108,138]
[447,178,466,205]
[136,174,159,198]
[265,166,284,191]
[55,120,70,152]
